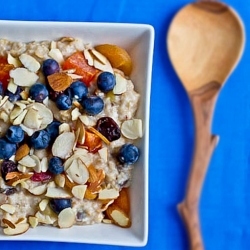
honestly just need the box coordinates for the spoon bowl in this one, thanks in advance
[167,1,245,250]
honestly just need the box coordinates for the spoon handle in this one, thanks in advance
[178,81,221,250]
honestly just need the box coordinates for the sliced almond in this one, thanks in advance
[40,157,49,172]
[72,185,87,200]
[19,54,40,72]
[28,183,47,196]
[28,216,39,228]
[58,208,75,228]
[18,155,36,168]
[7,80,18,94]
[39,199,49,211]
[98,147,108,163]
[71,107,81,121]
[3,222,29,236]
[0,204,16,214]
[66,158,89,185]
[2,218,16,229]
[48,48,64,64]
[10,106,25,123]
[19,123,35,136]
[121,119,143,139]
[78,114,95,126]
[10,68,39,87]
[98,188,119,201]
[47,72,72,92]
[45,187,72,198]
[75,119,85,144]
[106,205,131,228]
[35,211,56,225]
[52,132,75,159]
[54,174,66,188]
[59,123,71,134]
[13,109,28,125]
[7,53,22,67]
[113,73,127,94]
[84,49,94,66]
[31,154,42,173]
[23,108,42,129]
[27,103,53,127]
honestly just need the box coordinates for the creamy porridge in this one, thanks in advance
[0,37,142,235]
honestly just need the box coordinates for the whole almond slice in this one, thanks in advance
[113,73,127,95]
[19,54,40,72]
[52,132,75,159]
[58,208,75,228]
[121,119,143,140]
[66,158,89,185]
[10,68,39,87]
[23,108,42,130]
[3,222,29,236]
[0,204,16,214]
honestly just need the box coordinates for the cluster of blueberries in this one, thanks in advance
[0,58,140,214]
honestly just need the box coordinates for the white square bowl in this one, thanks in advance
[0,21,154,246]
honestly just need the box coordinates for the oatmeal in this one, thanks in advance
[0,37,142,235]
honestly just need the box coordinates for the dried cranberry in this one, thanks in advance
[30,171,53,182]
[96,117,121,142]
[1,160,18,181]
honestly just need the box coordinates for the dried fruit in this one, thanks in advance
[47,72,73,92]
[94,44,132,76]
[15,144,30,161]
[62,51,99,86]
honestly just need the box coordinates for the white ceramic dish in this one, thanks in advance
[0,20,154,246]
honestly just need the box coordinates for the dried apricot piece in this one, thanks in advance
[62,51,99,86]
[94,44,132,76]
[81,130,102,153]
[0,57,14,90]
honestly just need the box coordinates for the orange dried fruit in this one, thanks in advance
[81,130,102,153]
[94,44,132,76]
[0,57,14,90]
[62,51,99,86]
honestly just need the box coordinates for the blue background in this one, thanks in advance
[1,0,250,249]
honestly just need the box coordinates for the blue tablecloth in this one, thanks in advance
[1,0,250,249]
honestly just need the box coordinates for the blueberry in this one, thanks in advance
[48,157,64,174]
[5,86,22,102]
[56,94,72,110]
[117,144,139,165]
[0,82,4,96]
[46,121,61,142]
[5,125,24,143]
[49,198,72,214]
[29,83,49,103]
[81,95,104,115]
[1,160,18,181]
[30,130,50,149]
[42,59,60,77]
[0,139,17,159]
[97,72,116,93]
[69,81,88,101]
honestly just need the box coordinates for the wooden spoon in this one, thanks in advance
[167,1,245,249]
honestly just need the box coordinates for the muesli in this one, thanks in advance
[0,37,142,235]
